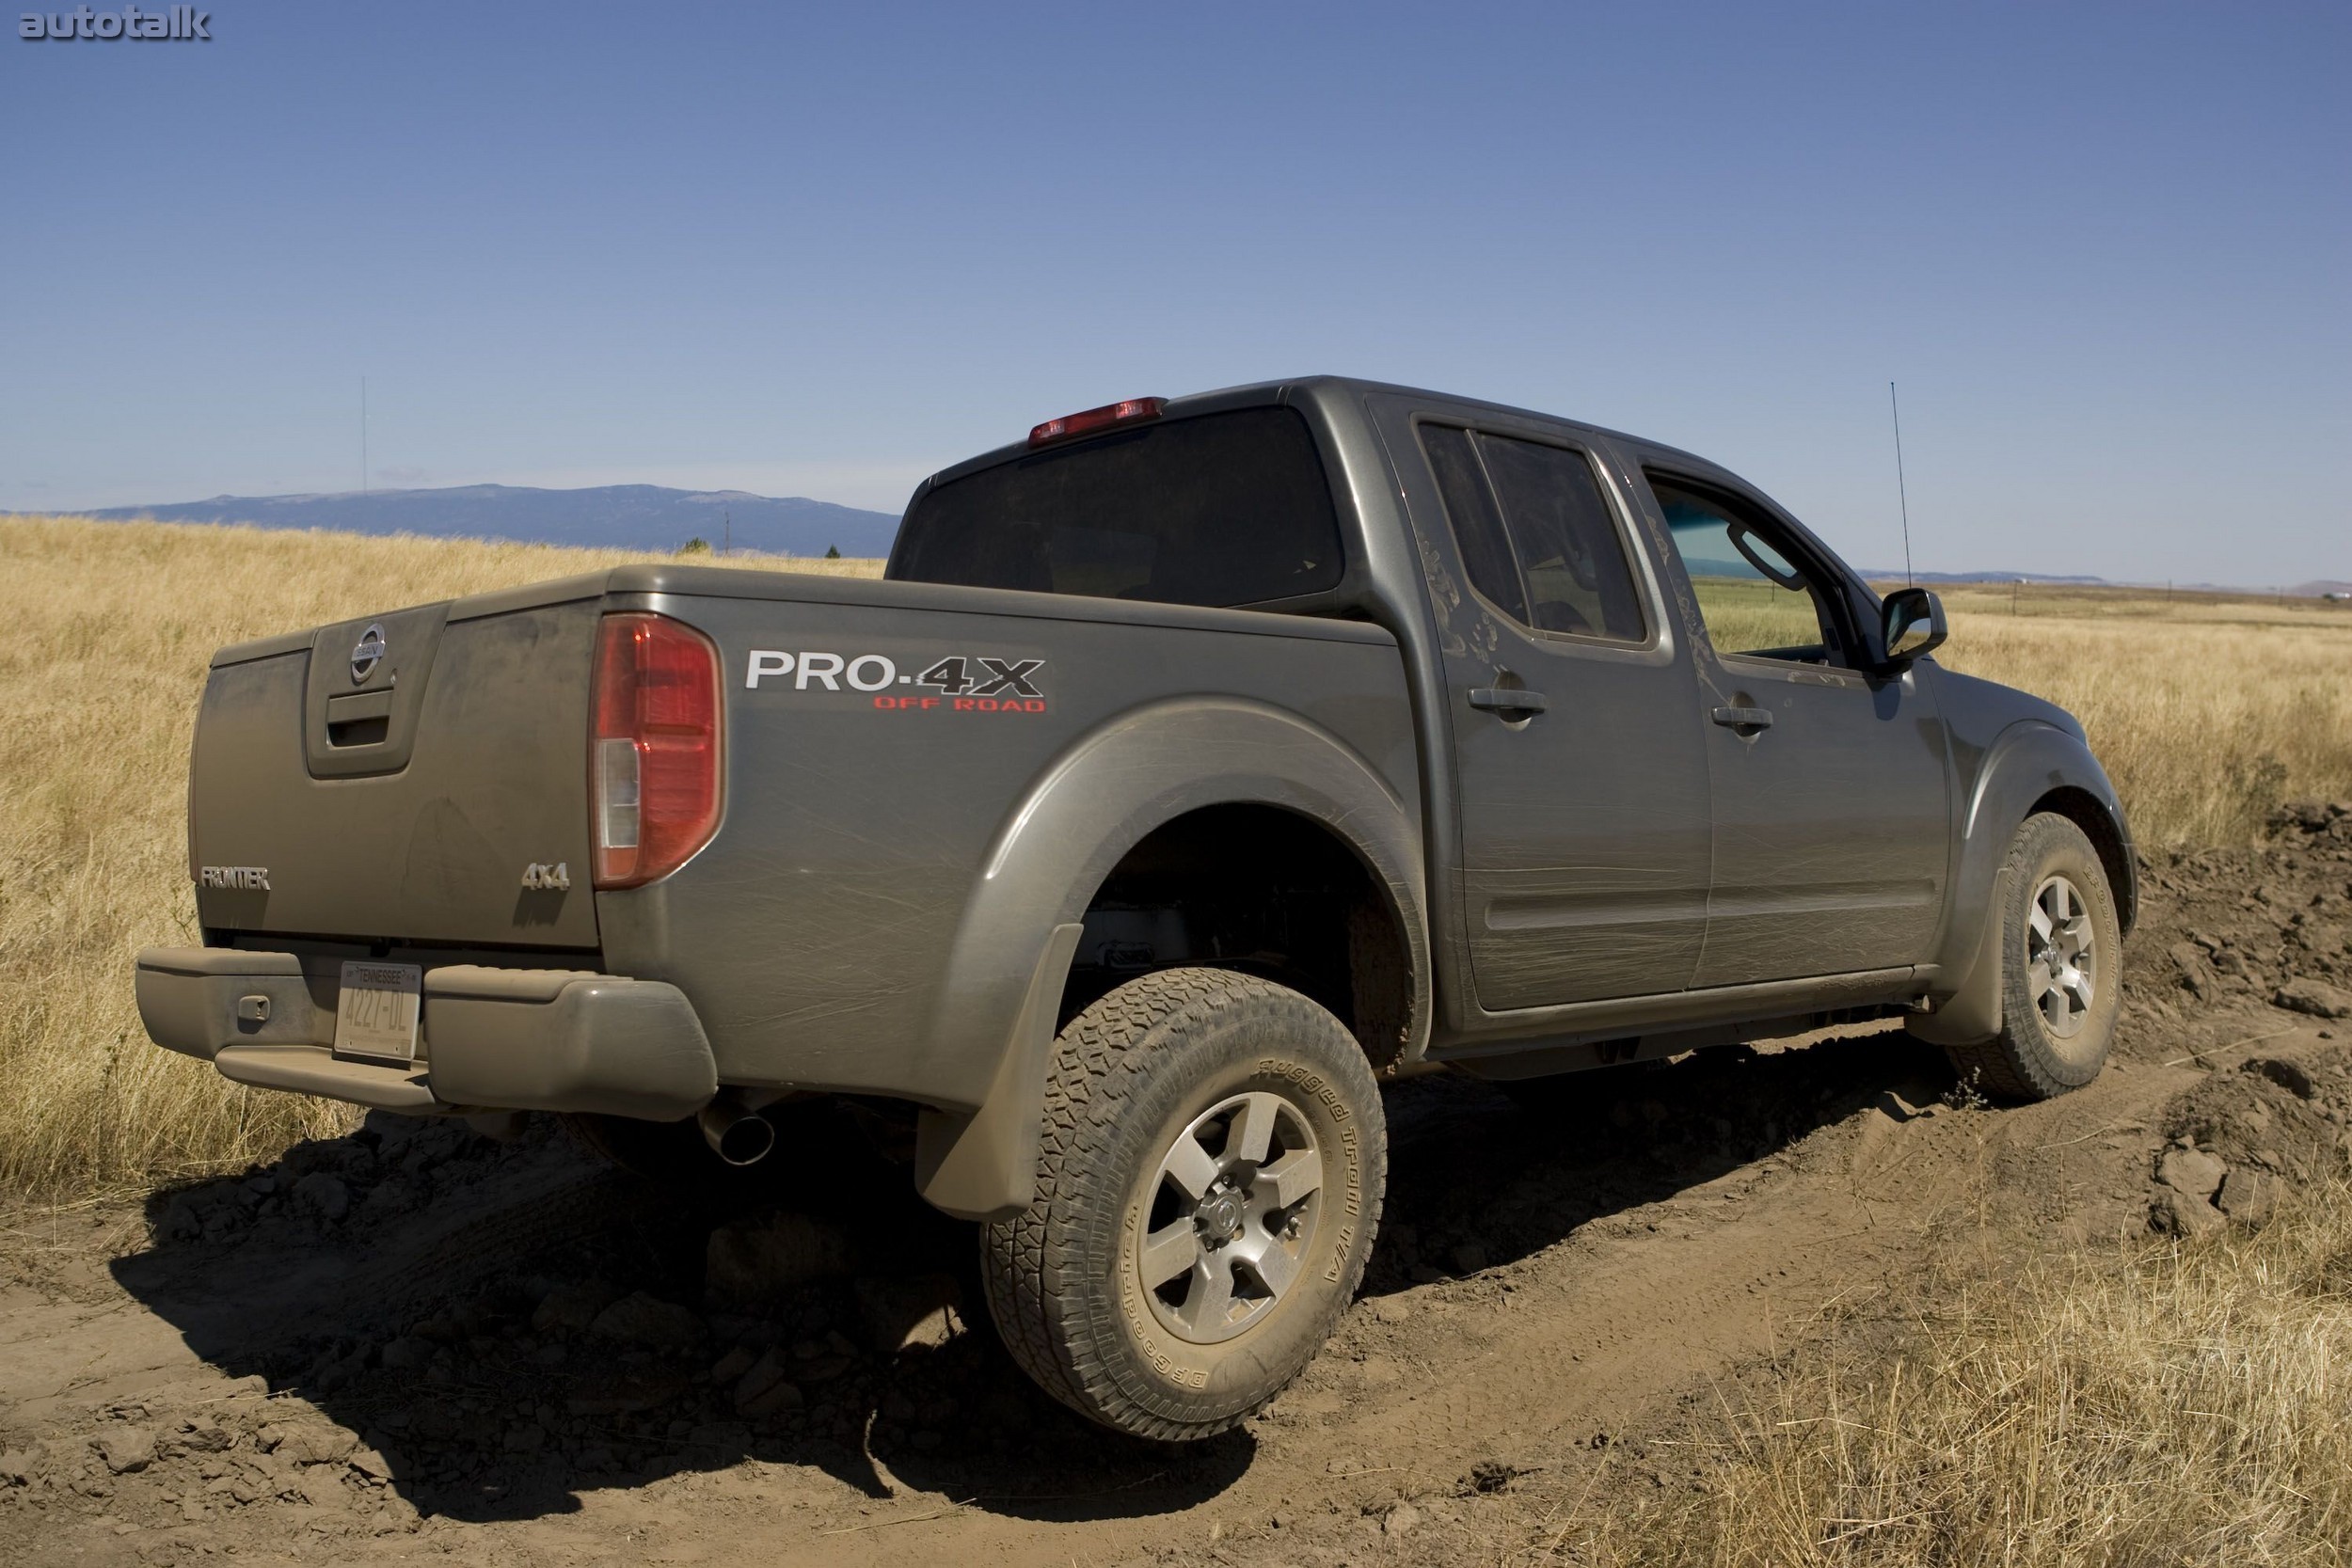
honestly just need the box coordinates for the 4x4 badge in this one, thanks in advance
[351,624,388,684]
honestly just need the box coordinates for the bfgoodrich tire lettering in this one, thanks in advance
[980,968,1386,1441]
[1943,812,2123,1101]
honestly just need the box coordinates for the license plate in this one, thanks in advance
[334,961,422,1062]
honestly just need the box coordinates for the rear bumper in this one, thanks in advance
[133,946,718,1121]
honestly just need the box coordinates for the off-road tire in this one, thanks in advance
[1943,812,2122,1101]
[980,967,1386,1442]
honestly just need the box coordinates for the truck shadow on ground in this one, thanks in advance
[108,1028,1953,1528]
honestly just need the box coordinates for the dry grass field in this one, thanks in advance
[1920,581,2352,848]
[1553,1170,2352,1566]
[0,515,883,1202]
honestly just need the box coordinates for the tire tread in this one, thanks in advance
[1941,813,2120,1101]
[981,967,1381,1441]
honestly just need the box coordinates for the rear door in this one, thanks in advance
[1635,467,1949,987]
[1375,400,1712,1010]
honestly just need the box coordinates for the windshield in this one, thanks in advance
[890,407,1344,609]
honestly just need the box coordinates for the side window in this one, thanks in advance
[1421,426,1528,624]
[1418,425,1648,642]
[1647,474,1843,665]
[1478,436,1647,640]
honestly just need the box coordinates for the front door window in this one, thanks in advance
[1650,477,1852,667]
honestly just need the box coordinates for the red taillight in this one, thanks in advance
[1027,396,1166,447]
[591,612,722,889]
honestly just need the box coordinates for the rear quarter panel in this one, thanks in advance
[593,575,1422,1112]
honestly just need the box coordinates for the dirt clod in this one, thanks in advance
[587,1291,705,1354]
[2156,1147,2228,1201]
[260,1421,356,1467]
[92,1431,154,1475]
[2246,1056,2319,1099]
[291,1173,350,1221]
[2277,978,2352,1020]
[2217,1167,2279,1225]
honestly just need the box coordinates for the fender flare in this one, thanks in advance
[912,696,1429,1221]
[1909,719,2133,1047]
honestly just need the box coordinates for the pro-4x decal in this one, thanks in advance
[744,649,1049,712]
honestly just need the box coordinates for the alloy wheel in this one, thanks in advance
[2026,873,2098,1037]
[1135,1090,1327,1344]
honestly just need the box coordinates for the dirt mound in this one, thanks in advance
[2122,800,2352,1046]
[2146,1043,2352,1234]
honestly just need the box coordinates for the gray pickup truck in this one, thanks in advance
[135,377,2133,1440]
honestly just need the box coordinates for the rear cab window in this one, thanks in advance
[890,407,1345,609]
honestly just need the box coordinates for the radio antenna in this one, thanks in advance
[1888,380,1914,587]
[361,375,369,496]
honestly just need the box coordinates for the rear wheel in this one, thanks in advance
[980,968,1385,1441]
[1943,812,2122,1100]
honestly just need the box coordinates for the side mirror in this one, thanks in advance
[1880,587,1948,666]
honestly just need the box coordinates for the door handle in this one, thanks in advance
[1469,688,1549,717]
[1710,705,1773,732]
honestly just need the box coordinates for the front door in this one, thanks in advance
[1380,404,1713,1011]
[1639,468,1950,989]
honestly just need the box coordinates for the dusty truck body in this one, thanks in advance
[135,377,2135,1439]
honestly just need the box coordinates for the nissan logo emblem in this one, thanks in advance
[351,624,388,684]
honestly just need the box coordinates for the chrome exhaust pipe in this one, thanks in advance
[697,1101,776,1167]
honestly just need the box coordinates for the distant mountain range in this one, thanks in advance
[1871,569,2351,598]
[40,484,902,558]
[1867,569,2112,586]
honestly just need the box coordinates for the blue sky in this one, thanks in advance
[4,1,2344,584]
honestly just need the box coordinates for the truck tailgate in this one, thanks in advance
[191,590,602,950]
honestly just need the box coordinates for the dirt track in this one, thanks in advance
[4,815,2348,1566]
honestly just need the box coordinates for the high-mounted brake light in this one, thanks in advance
[1027,396,1167,447]
[591,612,722,889]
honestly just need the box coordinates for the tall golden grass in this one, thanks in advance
[1548,1170,2352,1565]
[0,515,882,1199]
[0,515,2345,1196]
[1929,584,2352,847]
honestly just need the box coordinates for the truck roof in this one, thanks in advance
[921,374,1732,496]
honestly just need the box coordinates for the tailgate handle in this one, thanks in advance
[1469,687,1549,717]
[326,689,394,748]
[1710,705,1774,732]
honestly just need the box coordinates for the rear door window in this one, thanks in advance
[890,407,1344,609]
[1417,425,1648,642]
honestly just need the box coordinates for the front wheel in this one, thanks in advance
[1943,812,2123,1100]
[979,968,1386,1441]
